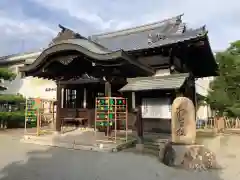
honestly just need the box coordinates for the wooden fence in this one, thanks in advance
[197,117,240,131]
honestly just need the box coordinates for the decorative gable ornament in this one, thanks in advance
[148,33,167,46]
[49,24,85,46]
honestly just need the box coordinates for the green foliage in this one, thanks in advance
[207,40,240,117]
[0,67,16,92]
[0,111,25,128]
[0,94,25,103]
[0,68,16,81]
[227,40,240,55]
[0,111,25,121]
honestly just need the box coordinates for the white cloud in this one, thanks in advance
[31,0,116,30]
[0,10,57,55]
[30,0,240,51]
[0,16,56,37]
[0,0,239,55]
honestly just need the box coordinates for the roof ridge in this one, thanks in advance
[91,14,184,39]
[127,73,189,82]
[0,50,43,60]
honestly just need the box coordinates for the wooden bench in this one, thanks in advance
[61,109,88,127]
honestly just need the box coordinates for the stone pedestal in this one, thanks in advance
[161,96,218,170]
[158,142,166,161]
[162,143,217,170]
[171,144,204,166]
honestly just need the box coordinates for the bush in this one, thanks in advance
[0,94,25,104]
[0,111,25,128]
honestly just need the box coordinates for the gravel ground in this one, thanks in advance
[0,135,238,180]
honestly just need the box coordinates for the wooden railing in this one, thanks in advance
[197,116,240,131]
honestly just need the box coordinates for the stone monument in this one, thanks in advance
[171,97,196,145]
[162,97,217,171]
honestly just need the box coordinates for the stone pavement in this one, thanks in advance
[0,135,236,180]
[21,129,135,152]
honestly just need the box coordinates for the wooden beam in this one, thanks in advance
[104,81,111,97]
[55,81,62,132]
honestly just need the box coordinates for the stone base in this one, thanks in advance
[171,144,204,166]
[136,144,144,152]
[158,141,168,161]
[162,143,217,171]
[53,131,61,136]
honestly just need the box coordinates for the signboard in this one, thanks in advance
[141,98,171,119]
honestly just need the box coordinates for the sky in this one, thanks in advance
[0,0,239,56]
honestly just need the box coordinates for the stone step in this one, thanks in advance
[142,148,159,157]
[144,138,168,147]
[144,141,161,152]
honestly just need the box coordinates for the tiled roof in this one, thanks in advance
[90,14,187,51]
[119,73,189,92]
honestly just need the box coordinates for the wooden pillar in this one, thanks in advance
[76,87,81,108]
[135,106,144,150]
[132,92,136,109]
[193,79,197,120]
[55,81,62,132]
[134,106,143,140]
[184,75,197,120]
[63,88,66,108]
[105,81,111,97]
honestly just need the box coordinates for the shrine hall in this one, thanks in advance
[20,15,218,133]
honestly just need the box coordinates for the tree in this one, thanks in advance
[0,69,25,112]
[207,40,240,117]
[0,68,16,90]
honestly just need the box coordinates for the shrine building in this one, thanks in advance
[19,15,218,133]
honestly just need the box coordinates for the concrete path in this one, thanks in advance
[0,135,231,180]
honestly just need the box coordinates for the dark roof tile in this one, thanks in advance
[90,15,185,51]
[119,73,189,92]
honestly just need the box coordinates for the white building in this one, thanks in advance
[195,77,214,120]
[0,51,56,100]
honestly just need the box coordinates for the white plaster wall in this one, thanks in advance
[196,103,212,120]
[195,77,215,120]
[197,104,208,120]
[19,77,56,100]
[195,76,214,97]
[3,75,56,100]
[1,51,56,100]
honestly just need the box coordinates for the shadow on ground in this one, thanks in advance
[0,136,225,180]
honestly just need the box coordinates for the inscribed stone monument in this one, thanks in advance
[171,97,196,145]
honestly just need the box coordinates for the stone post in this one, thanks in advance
[171,97,196,145]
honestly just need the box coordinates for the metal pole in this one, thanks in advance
[24,98,28,134]
[114,97,117,143]
[94,97,97,137]
[37,105,40,136]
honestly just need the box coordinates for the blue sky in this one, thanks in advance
[0,0,239,56]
